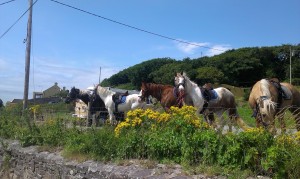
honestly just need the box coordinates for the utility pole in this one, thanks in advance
[99,67,101,84]
[23,0,33,110]
[289,46,292,84]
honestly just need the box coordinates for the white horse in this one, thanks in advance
[94,85,152,124]
[174,72,250,132]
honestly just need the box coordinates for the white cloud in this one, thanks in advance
[0,56,122,104]
[0,58,8,71]
[206,44,232,56]
[173,39,232,58]
[175,39,210,54]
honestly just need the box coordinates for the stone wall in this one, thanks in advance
[0,140,218,179]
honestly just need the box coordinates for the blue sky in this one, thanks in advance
[0,0,299,104]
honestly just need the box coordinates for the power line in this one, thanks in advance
[0,0,17,6]
[49,0,225,52]
[0,0,38,40]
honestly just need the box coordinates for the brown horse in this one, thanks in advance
[248,78,300,134]
[140,82,184,111]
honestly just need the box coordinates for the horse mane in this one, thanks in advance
[148,83,173,89]
[96,85,115,96]
[259,79,277,113]
[260,79,272,97]
[182,72,198,88]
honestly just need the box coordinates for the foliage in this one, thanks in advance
[1,104,300,178]
[101,44,300,88]
[101,58,176,88]
[196,66,224,84]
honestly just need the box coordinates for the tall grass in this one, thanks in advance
[1,103,300,178]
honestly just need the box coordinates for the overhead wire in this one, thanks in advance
[0,0,38,40]
[0,0,17,6]
[49,0,225,52]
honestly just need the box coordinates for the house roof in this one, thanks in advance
[11,99,23,103]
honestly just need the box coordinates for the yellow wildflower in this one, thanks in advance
[114,121,130,137]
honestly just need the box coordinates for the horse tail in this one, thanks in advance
[235,116,251,131]
[228,106,251,131]
[290,106,300,131]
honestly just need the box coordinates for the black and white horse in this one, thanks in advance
[65,87,108,125]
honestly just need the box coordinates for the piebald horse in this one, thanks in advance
[175,72,250,132]
[248,78,300,134]
[65,87,108,125]
[140,82,184,111]
[94,85,152,124]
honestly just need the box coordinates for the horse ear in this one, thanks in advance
[270,78,279,83]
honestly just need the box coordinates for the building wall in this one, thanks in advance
[43,82,61,98]
[74,100,88,118]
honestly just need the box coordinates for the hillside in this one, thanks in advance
[101,44,300,90]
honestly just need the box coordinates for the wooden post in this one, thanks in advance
[87,101,91,126]
[23,0,33,110]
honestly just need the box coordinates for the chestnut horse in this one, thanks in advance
[248,78,300,134]
[175,72,250,132]
[140,82,184,111]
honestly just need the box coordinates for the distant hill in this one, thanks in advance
[101,44,300,90]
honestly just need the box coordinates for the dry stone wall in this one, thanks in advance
[0,140,222,179]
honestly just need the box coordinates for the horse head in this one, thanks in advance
[249,79,279,132]
[65,87,80,103]
[174,72,186,96]
[140,82,150,101]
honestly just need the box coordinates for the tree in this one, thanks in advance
[196,67,224,84]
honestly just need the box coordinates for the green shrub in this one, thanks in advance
[262,134,300,178]
[1,104,300,178]
[39,118,67,146]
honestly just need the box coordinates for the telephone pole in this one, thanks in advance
[23,0,33,110]
[289,46,292,84]
[99,67,102,84]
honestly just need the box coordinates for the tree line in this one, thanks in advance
[101,44,300,89]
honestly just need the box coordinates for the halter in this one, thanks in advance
[255,95,276,129]
[140,88,149,102]
[176,76,186,90]
[254,101,268,128]
[175,76,186,107]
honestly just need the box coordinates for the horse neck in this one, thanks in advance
[77,91,90,105]
[184,77,205,101]
[148,84,163,100]
[96,86,113,101]
[260,79,272,97]
[185,77,199,92]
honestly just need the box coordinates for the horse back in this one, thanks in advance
[248,81,261,109]
[210,87,236,109]
[281,83,300,106]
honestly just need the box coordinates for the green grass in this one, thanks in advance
[2,99,300,178]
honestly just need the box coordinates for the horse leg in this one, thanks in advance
[207,112,218,131]
[290,107,300,131]
[229,108,250,131]
[107,108,116,125]
[215,112,226,133]
[268,119,277,135]
[277,111,286,134]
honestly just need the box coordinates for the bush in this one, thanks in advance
[1,104,300,178]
